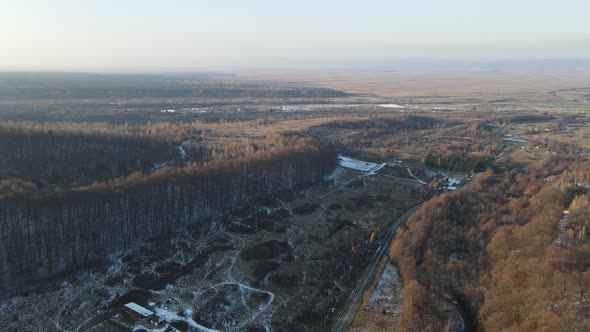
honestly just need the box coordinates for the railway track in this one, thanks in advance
[330,203,423,332]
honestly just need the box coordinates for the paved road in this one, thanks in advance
[330,203,424,332]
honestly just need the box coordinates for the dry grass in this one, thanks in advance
[237,70,590,100]
[349,312,399,332]
[534,126,590,150]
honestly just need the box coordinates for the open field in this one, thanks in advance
[239,70,590,100]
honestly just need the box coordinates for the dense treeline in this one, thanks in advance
[49,120,211,143]
[390,152,590,330]
[0,122,178,187]
[0,72,347,101]
[0,134,337,295]
[1,85,346,100]
[424,153,491,172]
[0,119,209,143]
[475,113,557,127]
[312,115,441,156]
[181,133,325,163]
[0,119,341,188]
[313,117,503,173]
[323,115,440,131]
[422,121,502,172]
[500,114,557,124]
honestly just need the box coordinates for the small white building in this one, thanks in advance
[122,302,153,319]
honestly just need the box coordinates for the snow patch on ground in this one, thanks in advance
[178,145,186,160]
[425,167,466,191]
[366,262,403,313]
[442,173,463,190]
[326,166,348,182]
[502,136,527,143]
[377,104,405,109]
[152,307,219,332]
[339,155,385,173]
[556,210,570,246]
[151,161,170,172]
[407,168,427,185]
[151,144,187,171]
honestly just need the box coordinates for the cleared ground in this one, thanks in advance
[0,163,422,332]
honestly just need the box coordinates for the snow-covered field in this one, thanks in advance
[502,136,527,143]
[377,104,405,109]
[338,155,385,173]
[160,108,210,113]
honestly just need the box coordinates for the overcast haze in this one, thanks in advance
[2,0,590,72]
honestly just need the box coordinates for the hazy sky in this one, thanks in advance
[1,0,589,71]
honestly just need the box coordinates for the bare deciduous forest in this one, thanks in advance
[0,71,589,332]
[390,145,590,331]
[3,0,590,329]
[0,126,336,295]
